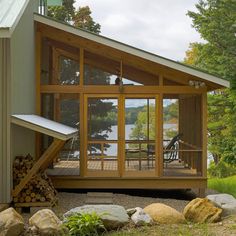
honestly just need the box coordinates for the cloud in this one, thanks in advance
[74,0,203,61]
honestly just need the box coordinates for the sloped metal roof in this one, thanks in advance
[0,0,30,37]
[34,14,230,88]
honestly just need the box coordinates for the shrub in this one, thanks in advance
[208,160,236,178]
[63,212,106,236]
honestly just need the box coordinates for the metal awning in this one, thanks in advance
[11,114,78,140]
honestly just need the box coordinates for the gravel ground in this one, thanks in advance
[21,188,219,221]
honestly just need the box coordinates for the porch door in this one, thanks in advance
[84,94,121,177]
[123,95,158,176]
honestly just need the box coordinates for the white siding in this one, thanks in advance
[10,0,38,161]
[0,0,38,203]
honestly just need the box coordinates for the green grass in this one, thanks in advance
[105,223,212,236]
[208,175,236,198]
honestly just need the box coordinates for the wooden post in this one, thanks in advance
[35,31,42,160]
[157,94,163,176]
[83,95,88,176]
[79,48,85,176]
[202,92,207,178]
[118,94,125,177]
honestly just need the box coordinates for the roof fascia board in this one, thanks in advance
[0,28,11,38]
[34,14,230,88]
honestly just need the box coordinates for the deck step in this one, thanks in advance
[85,192,113,204]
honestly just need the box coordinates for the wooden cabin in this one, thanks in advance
[0,0,229,204]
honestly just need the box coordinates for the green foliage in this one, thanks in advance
[208,160,236,178]
[185,0,236,165]
[187,0,236,56]
[63,212,106,236]
[207,90,236,164]
[48,0,75,22]
[48,1,101,34]
[130,105,155,141]
[208,175,236,198]
[125,106,145,124]
[74,6,101,33]
[163,102,178,123]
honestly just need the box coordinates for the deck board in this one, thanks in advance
[46,160,198,176]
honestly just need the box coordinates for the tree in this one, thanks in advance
[185,0,236,165]
[73,6,101,33]
[130,105,156,141]
[187,0,236,87]
[48,1,101,33]
[48,0,75,22]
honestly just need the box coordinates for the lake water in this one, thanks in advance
[101,124,177,156]
[102,124,213,166]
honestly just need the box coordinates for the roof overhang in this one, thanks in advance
[0,0,30,38]
[34,14,230,89]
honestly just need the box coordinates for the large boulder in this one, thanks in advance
[183,198,222,223]
[0,207,24,236]
[207,194,236,216]
[143,203,185,224]
[29,209,65,236]
[63,204,129,230]
[131,207,152,226]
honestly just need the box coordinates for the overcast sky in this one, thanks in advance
[74,0,203,61]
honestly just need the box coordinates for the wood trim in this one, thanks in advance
[202,92,207,177]
[50,176,207,189]
[35,31,42,160]
[53,47,62,85]
[36,22,226,90]
[86,171,120,178]
[119,94,125,176]
[40,85,207,94]
[157,93,163,176]
[55,47,80,62]
[123,171,156,177]
[83,95,88,176]
[80,48,84,86]
[79,93,85,177]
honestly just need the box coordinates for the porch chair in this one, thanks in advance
[163,133,182,163]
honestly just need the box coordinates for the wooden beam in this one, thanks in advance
[119,94,125,176]
[12,139,65,197]
[37,23,219,89]
[202,92,207,178]
[157,94,163,176]
[35,31,42,160]
[40,85,207,94]
[83,95,88,176]
[50,176,207,189]
[79,48,85,176]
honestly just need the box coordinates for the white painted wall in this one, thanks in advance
[0,0,38,203]
[11,0,38,159]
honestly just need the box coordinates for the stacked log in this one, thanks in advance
[13,154,58,205]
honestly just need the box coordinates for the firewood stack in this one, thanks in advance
[13,154,58,205]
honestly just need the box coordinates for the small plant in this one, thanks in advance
[63,212,106,236]
[208,160,236,178]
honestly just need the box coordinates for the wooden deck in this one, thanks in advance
[46,160,199,176]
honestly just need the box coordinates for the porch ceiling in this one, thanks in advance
[34,13,230,90]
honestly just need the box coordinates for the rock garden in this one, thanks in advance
[0,191,236,236]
